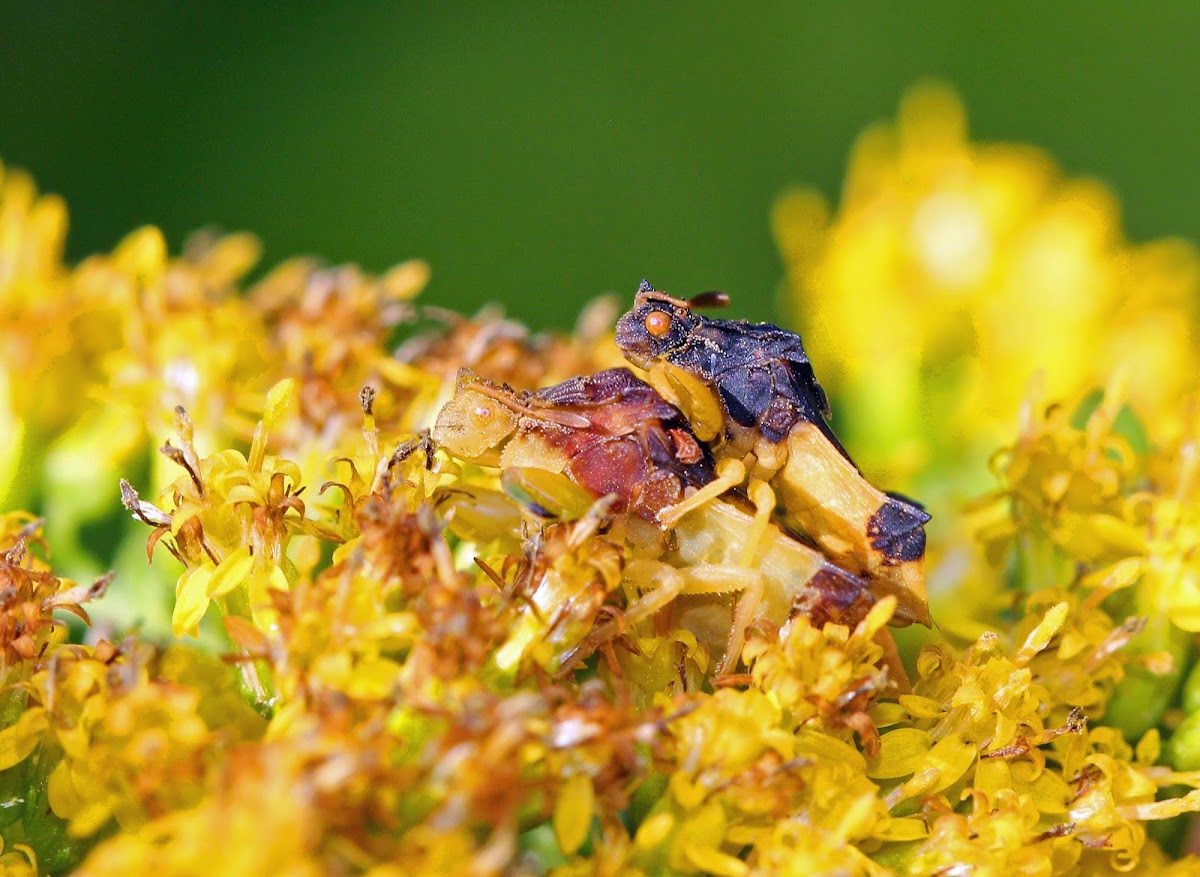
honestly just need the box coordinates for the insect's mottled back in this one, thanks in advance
[670,316,837,446]
[616,283,842,450]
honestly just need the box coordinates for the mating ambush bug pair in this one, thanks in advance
[432,281,930,676]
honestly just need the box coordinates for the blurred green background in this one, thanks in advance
[1,3,1196,328]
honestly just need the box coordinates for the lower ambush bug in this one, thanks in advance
[615,281,932,627]
[431,367,893,675]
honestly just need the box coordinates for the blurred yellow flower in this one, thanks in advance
[774,83,1200,495]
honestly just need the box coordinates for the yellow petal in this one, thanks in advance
[898,694,945,719]
[55,724,89,761]
[1015,602,1069,664]
[633,811,674,850]
[1086,513,1147,555]
[0,708,48,770]
[973,757,1011,802]
[684,845,748,877]
[869,702,909,728]
[668,772,708,811]
[381,259,431,300]
[1164,572,1200,631]
[47,759,83,819]
[1120,788,1200,821]
[553,773,595,855]
[206,546,253,598]
[876,816,928,842]
[794,727,867,771]
[201,232,261,284]
[921,733,977,795]
[859,596,898,638]
[224,484,266,506]
[262,378,297,429]
[896,733,976,803]
[866,728,933,779]
[343,656,402,700]
[112,225,166,279]
[173,565,215,637]
[1027,768,1071,814]
[1136,729,1161,765]
[67,800,114,838]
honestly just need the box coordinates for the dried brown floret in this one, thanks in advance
[396,297,617,395]
[0,519,110,680]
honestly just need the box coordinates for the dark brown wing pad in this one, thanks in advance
[867,493,932,565]
[793,566,876,630]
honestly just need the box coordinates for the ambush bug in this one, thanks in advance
[615,281,931,627]
[431,367,883,674]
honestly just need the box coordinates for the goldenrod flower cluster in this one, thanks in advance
[2,82,1200,875]
[774,83,1200,498]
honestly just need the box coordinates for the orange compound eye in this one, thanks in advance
[644,310,672,337]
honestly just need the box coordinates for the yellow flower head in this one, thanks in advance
[742,596,896,751]
[774,83,1200,491]
[978,379,1144,574]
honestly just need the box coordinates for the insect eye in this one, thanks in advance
[644,310,672,337]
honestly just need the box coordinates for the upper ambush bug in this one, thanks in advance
[615,280,932,626]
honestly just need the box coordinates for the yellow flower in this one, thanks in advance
[774,83,1200,493]
[977,379,1143,576]
[742,596,896,750]
[123,381,309,640]
[84,226,269,454]
[0,837,37,877]
[73,740,340,877]
[971,379,1200,736]
[0,640,263,873]
[491,507,626,675]
[0,164,70,436]
[904,789,1065,877]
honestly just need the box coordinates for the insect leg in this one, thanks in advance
[657,458,746,528]
[721,569,763,675]
[673,563,764,676]
[621,559,687,627]
[739,478,776,567]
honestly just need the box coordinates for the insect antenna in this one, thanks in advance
[634,281,692,311]
[468,377,591,429]
[687,290,730,310]
[633,281,730,312]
